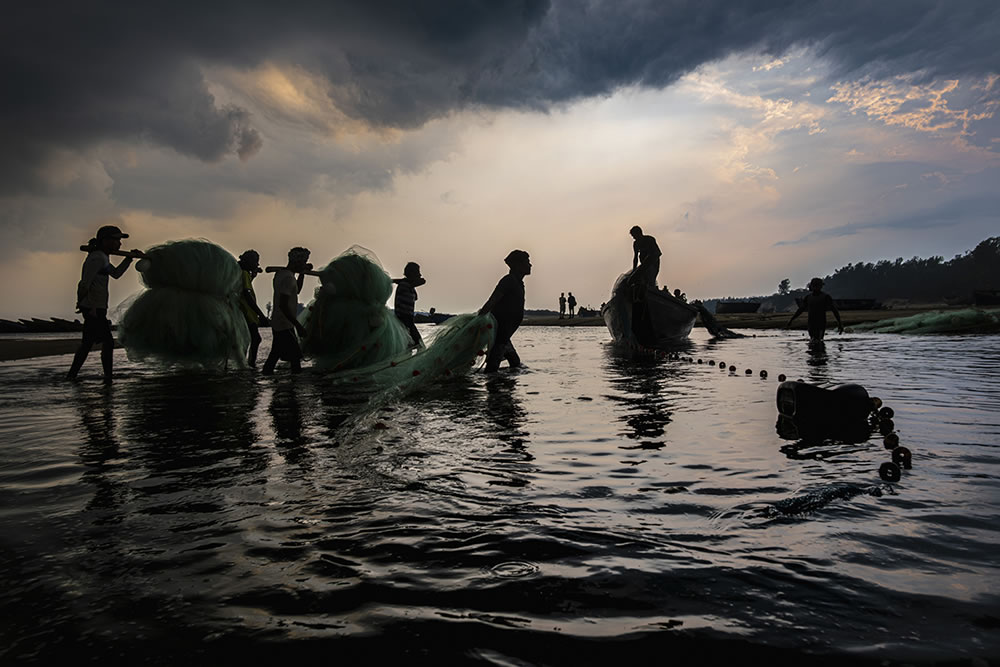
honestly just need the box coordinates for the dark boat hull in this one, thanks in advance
[602,272,698,348]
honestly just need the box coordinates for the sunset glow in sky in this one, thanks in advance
[1,2,998,317]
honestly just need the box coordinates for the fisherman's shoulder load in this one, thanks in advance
[117,239,250,369]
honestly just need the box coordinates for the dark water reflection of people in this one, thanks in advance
[75,388,129,513]
[269,382,317,471]
[118,375,268,493]
[483,374,531,453]
[604,347,675,450]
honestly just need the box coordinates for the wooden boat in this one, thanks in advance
[413,311,453,324]
[716,301,760,314]
[602,271,698,348]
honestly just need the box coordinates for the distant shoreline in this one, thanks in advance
[521,306,986,329]
[2,305,992,362]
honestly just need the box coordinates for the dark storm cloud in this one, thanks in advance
[2,0,998,195]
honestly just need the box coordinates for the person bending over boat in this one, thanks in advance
[787,277,843,340]
[479,250,531,373]
[238,250,269,368]
[262,247,312,375]
[67,225,143,383]
[393,262,426,348]
[630,225,661,288]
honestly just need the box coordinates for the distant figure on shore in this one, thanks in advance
[67,225,142,383]
[394,262,426,348]
[238,250,269,368]
[630,225,661,287]
[788,277,843,340]
[567,292,577,318]
[559,293,567,319]
[480,250,531,373]
[673,288,687,303]
[262,247,312,375]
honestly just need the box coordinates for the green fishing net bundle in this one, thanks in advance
[849,308,1000,335]
[326,312,496,395]
[117,239,250,368]
[299,247,413,370]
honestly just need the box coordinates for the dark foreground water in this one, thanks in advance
[1,327,998,665]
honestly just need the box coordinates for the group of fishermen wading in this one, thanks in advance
[68,224,842,383]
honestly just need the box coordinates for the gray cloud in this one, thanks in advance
[2,0,998,197]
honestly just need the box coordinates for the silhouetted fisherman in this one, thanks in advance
[630,225,661,287]
[567,292,577,318]
[559,292,566,319]
[479,250,531,373]
[238,250,269,368]
[262,247,312,375]
[393,262,426,348]
[788,277,843,340]
[67,225,142,383]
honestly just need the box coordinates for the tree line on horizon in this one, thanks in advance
[706,236,1000,312]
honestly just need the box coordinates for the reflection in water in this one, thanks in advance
[603,346,675,450]
[118,374,268,493]
[484,374,530,450]
[75,388,130,514]
[775,416,872,461]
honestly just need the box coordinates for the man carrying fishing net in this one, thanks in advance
[480,250,531,373]
[238,250,269,367]
[67,225,144,383]
[262,247,312,375]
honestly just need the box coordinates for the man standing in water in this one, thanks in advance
[67,225,142,383]
[237,250,269,368]
[787,277,844,340]
[393,261,426,348]
[630,225,661,288]
[480,250,531,373]
[262,247,311,375]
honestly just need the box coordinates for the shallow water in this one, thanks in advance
[1,326,998,664]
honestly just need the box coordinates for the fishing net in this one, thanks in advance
[299,247,413,370]
[297,246,495,394]
[325,312,496,395]
[849,308,1000,335]
[117,239,250,368]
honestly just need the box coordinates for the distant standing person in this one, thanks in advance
[567,292,577,318]
[559,292,567,319]
[630,225,662,287]
[238,250,269,368]
[394,262,426,348]
[67,225,141,383]
[262,247,312,375]
[787,277,843,340]
[480,250,531,373]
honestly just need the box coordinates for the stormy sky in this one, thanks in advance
[1,0,998,317]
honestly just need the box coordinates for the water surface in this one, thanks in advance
[1,327,998,664]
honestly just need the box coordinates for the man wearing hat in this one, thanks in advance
[67,225,142,382]
[238,250,269,367]
[787,277,843,340]
[479,250,531,372]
